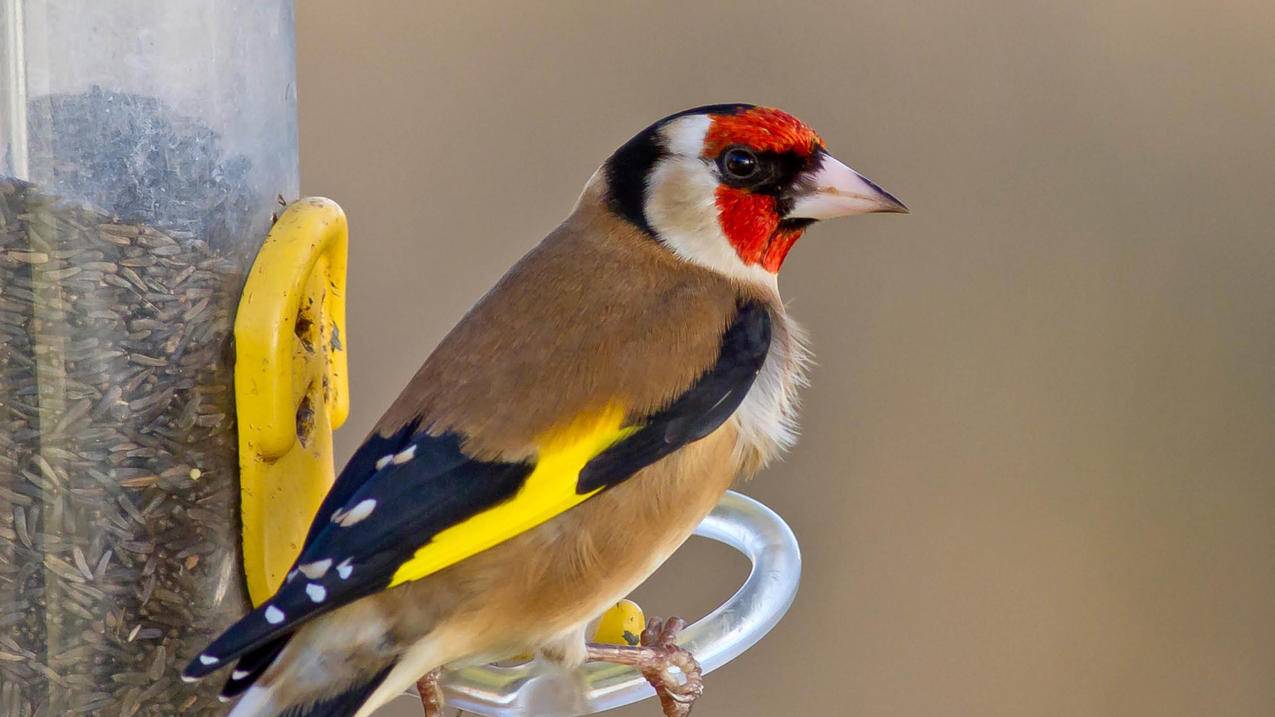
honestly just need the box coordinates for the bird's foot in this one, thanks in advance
[586,616,704,717]
[416,668,445,717]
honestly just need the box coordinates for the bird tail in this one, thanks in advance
[229,663,395,717]
[220,637,290,699]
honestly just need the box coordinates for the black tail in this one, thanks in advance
[220,637,291,699]
[277,663,394,717]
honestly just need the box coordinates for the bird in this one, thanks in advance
[182,103,906,717]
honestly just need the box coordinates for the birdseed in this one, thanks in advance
[0,87,267,715]
[0,179,252,715]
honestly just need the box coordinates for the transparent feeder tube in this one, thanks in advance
[0,2,298,715]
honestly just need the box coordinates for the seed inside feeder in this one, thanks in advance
[0,87,265,717]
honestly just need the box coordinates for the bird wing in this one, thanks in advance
[183,299,770,678]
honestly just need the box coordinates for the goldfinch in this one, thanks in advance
[183,104,906,717]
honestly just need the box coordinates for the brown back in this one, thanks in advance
[374,180,754,460]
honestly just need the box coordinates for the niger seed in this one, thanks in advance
[1,85,263,715]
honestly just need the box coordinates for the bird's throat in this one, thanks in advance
[715,187,804,273]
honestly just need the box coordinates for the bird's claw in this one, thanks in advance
[637,617,703,717]
[586,615,703,717]
[416,668,444,717]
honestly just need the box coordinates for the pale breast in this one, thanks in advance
[731,304,810,474]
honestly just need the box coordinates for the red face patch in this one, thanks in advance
[706,107,822,272]
[714,187,806,273]
[714,187,779,269]
[703,107,822,159]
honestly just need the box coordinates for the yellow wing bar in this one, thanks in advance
[388,405,636,587]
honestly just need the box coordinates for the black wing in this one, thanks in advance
[184,300,771,680]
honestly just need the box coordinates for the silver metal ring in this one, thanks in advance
[439,490,802,716]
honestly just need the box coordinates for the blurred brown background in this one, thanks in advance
[295,2,1275,715]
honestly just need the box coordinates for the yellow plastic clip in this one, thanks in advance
[234,198,349,605]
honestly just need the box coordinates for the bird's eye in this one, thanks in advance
[722,148,758,179]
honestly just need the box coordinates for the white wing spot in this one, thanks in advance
[375,454,393,470]
[392,444,417,464]
[181,674,198,684]
[264,605,285,624]
[336,559,353,580]
[336,499,376,527]
[298,559,332,579]
[232,669,250,680]
[285,569,298,583]
[305,583,328,603]
[199,654,218,666]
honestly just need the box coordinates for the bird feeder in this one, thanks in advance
[0,4,801,717]
[0,2,315,714]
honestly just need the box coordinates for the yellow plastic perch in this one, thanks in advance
[235,198,349,605]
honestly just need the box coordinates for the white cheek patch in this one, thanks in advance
[645,157,779,289]
[645,158,720,240]
[647,117,780,289]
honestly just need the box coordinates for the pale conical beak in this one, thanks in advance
[787,152,908,219]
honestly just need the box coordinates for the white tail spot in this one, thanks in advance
[298,559,332,579]
[336,499,376,527]
[392,444,417,464]
[264,605,285,624]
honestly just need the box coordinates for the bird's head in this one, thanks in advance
[602,103,906,283]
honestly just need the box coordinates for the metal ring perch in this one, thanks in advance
[438,490,802,716]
